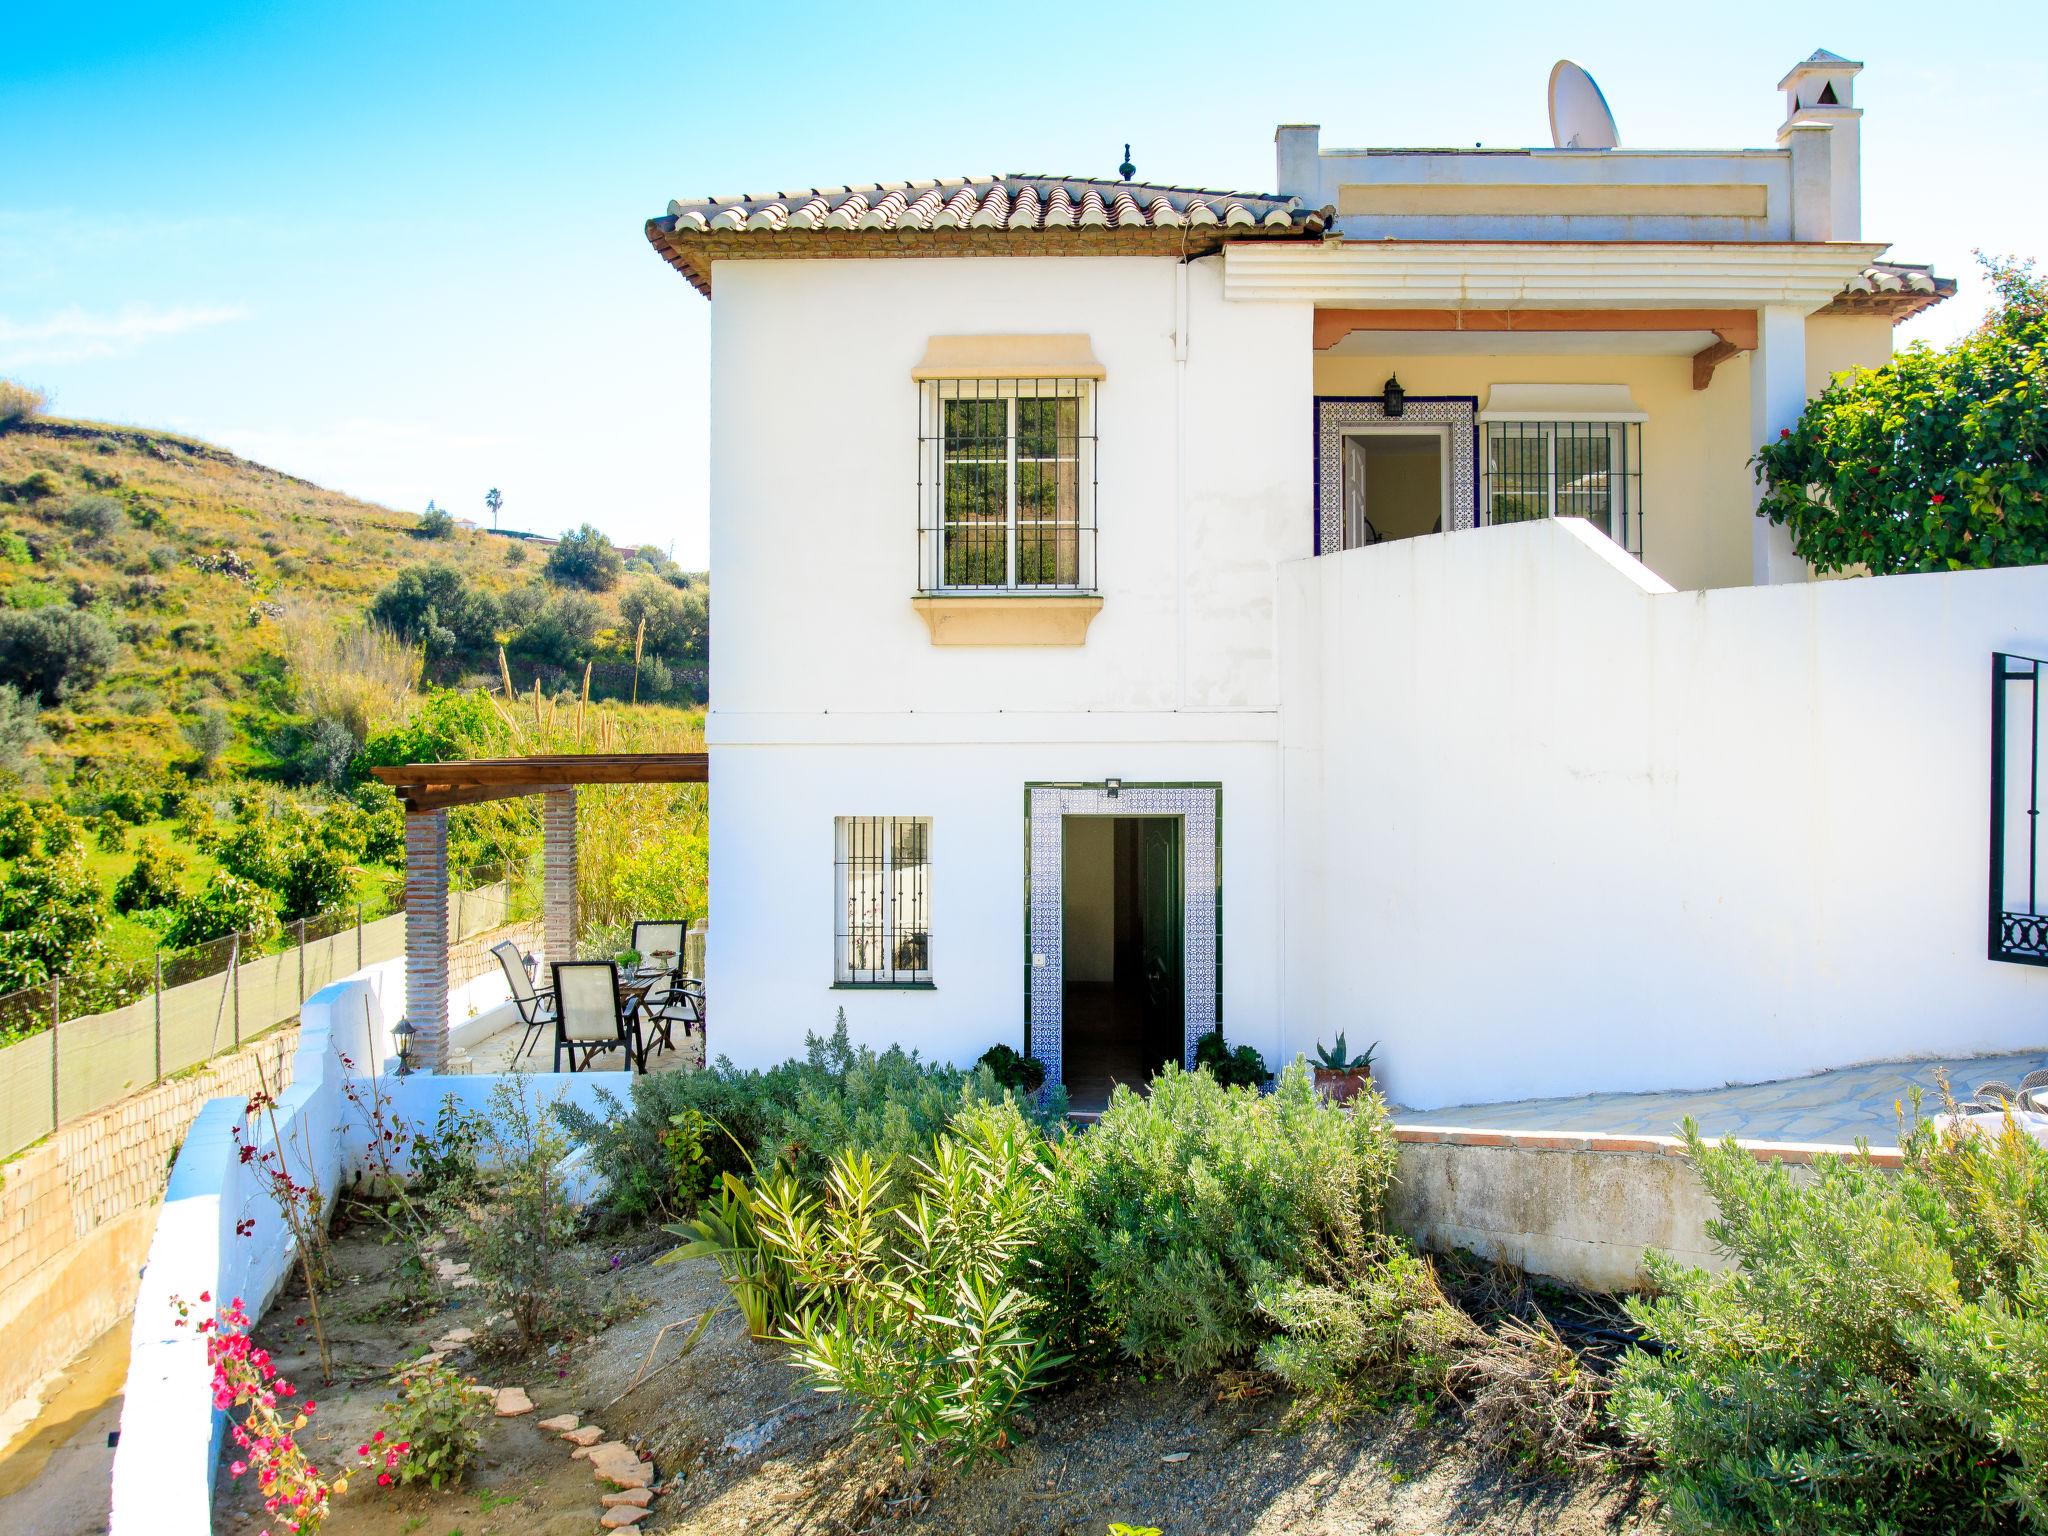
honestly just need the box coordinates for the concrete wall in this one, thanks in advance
[1279,517,2048,1112]
[1387,1124,1870,1292]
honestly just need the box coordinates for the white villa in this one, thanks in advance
[646,50,2046,1112]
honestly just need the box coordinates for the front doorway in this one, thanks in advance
[1024,782,1220,1105]
[1340,424,1451,548]
[1061,816,1184,1113]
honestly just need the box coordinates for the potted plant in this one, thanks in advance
[1312,1033,1377,1103]
[615,946,642,972]
[976,1042,1048,1095]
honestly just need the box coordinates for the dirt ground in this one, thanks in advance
[215,1213,1663,1536]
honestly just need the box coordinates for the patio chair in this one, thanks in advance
[631,921,687,977]
[1970,1079,2020,1111]
[2019,1069,2048,1112]
[551,960,645,1074]
[641,974,703,1054]
[492,941,555,1063]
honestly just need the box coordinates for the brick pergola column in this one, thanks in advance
[542,788,578,966]
[403,808,450,1073]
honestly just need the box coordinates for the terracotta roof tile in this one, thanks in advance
[647,174,1332,296]
[1819,261,1957,322]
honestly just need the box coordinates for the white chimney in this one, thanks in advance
[1777,49,1862,240]
[1274,124,1322,205]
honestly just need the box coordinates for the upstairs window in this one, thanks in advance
[835,816,932,986]
[1482,420,1644,557]
[917,377,1097,592]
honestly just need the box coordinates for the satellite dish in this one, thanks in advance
[1548,60,1619,149]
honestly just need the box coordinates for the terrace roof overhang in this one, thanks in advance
[370,753,708,813]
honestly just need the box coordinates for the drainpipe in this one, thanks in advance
[1174,247,1191,710]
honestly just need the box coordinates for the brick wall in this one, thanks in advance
[0,1028,298,1422]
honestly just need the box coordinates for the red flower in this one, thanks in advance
[1930,493,1947,505]
[377,1473,393,1487]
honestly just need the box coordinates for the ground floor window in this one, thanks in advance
[1482,419,1645,557]
[835,816,932,985]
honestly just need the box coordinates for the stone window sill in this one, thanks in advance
[910,593,1103,647]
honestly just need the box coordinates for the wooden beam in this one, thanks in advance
[396,783,571,813]
[1313,307,1759,351]
[1691,338,1743,391]
[369,752,709,795]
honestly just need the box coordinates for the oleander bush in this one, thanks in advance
[1613,1108,2048,1535]
[759,1100,1064,1470]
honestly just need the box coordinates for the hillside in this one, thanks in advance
[0,415,704,776]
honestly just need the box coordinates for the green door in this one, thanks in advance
[1137,818,1183,1045]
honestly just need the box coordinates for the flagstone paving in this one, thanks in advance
[1395,1050,2048,1146]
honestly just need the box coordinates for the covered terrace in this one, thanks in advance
[370,752,708,1072]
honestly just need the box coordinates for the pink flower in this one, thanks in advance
[377,1473,393,1488]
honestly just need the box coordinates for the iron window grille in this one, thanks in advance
[1481,419,1644,558]
[835,816,933,985]
[1992,652,2046,966]
[917,377,1098,593]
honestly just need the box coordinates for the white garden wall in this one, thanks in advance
[1279,518,2048,1111]
[108,967,628,1536]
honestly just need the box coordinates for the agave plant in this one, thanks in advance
[1313,1032,1377,1074]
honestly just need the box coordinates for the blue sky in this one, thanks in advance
[3,2,2043,564]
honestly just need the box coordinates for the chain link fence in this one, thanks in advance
[0,863,527,1159]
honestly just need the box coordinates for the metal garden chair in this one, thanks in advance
[492,940,555,1064]
[550,960,645,1074]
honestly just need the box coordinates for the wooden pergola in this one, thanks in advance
[369,754,708,1070]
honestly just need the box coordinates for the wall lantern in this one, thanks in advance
[1104,777,1122,799]
[391,1016,417,1077]
[1381,375,1406,417]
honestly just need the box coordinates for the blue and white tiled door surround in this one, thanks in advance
[1024,784,1220,1092]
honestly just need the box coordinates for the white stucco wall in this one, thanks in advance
[704,253,1309,1075]
[708,736,1284,1076]
[1279,518,2048,1112]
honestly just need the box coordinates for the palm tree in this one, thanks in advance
[485,487,502,529]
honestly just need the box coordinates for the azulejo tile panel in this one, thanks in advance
[1026,785,1220,1091]
[1314,396,1478,555]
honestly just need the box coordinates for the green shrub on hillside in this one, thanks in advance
[0,685,46,783]
[113,839,186,914]
[0,606,119,703]
[60,495,124,539]
[368,562,498,660]
[543,523,623,592]
[1037,1063,1399,1376]
[0,380,45,429]
[163,870,278,949]
[1613,1113,2048,1535]
[507,591,602,667]
[0,840,105,991]
[413,502,455,540]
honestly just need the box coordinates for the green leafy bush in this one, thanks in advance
[762,1101,1064,1470]
[557,1013,1063,1224]
[660,1168,805,1340]
[1613,1111,2048,1535]
[0,841,106,991]
[0,606,119,703]
[113,839,185,913]
[1193,1028,1268,1088]
[162,870,278,949]
[378,1358,487,1490]
[458,1080,583,1350]
[543,522,624,592]
[977,1042,1047,1094]
[1756,252,2048,575]
[1037,1062,1397,1376]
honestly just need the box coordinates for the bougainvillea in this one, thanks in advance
[1754,253,2048,576]
[172,1294,407,1534]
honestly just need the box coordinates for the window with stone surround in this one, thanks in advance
[917,377,1097,593]
[834,816,932,986]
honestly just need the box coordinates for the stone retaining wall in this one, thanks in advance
[0,1028,299,1428]
[1387,1124,1896,1292]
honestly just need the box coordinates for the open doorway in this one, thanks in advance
[1340,425,1450,549]
[1061,815,1183,1114]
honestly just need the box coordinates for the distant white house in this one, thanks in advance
[647,51,2046,1111]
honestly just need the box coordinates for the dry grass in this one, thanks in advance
[279,602,421,743]
[0,379,46,428]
